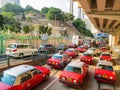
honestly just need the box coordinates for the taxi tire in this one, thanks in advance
[44,74,49,81]
[33,51,38,55]
[19,53,24,58]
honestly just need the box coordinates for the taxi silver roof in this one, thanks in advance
[67,48,75,50]
[67,61,84,68]
[101,52,111,55]
[4,65,35,76]
[83,52,93,55]
[98,60,112,66]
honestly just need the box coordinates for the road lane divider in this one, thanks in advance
[43,78,58,90]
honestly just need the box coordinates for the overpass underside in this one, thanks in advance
[75,0,120,46]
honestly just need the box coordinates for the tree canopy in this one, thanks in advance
[24,5,39,13]
[38,25,52,36]
[1,3,24,14]
[0,14,4,29]
[64,13,74,21]
[46,7,63,21]
[72,18,93,37]
[40,7,49,15]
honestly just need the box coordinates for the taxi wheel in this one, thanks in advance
[19,53,24,58]
[44,74,49,81]
[33,51,38,55]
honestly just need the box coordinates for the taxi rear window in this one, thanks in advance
[52,55,62,60]
[98,64,113,71]
[102,54,110,56]
[67,50,73,52]
[83,54,92,57]
[65,66,81,74]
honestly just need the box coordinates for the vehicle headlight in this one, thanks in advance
[97,75,101,77]
[62,77,66,81]
[74,80,77,83]
[110,76,113,79]
[56,63,58,65]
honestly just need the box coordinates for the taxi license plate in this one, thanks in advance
[67,78,72,81]
[102,75,107,78]
[52,62,55,64]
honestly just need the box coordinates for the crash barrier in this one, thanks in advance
[0,52,52,72]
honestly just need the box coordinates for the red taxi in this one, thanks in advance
[0,65,50,90]
[59,61,88,88]
[94,60,116,84]
[80,52,93,64]
[100,47,108,52]
[47,53,71,68]
[100,52,112,61]
[64,48,79,58]
[76,46,86,53]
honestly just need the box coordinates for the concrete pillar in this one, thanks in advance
[109,34,113,46]
[112,31,120,45]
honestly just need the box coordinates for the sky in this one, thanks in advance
[20,0,68,12]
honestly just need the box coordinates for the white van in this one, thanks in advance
[6,43,38,58]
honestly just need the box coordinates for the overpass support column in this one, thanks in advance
[109,31,120,46]
[113,31,120,45]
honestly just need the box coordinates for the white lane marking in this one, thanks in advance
[54,71,62,78]
[43,78,58,90]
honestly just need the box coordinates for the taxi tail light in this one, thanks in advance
[12,49,17,52]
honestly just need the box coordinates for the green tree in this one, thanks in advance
[1,12,15,18]
[40,7,49,15]
[0,14,4,28]
[7,22,21,33]
[24,5,39,13]
[21,13,26,21]
[23,25,33,34]
[38,25,52,36]
[46,7,63,21]
[23,25,30,34]
[64,13,74,21]
[1,3,24,14]
[72,18,93,37]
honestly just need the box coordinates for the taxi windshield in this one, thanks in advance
[65,66,81,74]
[0,72,16,86]
[52,55,62,60]
[102,54,110,56]
[98,64,113,71]
[8,44,16,49]
[83,54,92,57]
[67,50,73,52]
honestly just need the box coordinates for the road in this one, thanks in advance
[33,53,120,90]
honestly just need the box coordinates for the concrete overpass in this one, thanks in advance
[74,0,120,46]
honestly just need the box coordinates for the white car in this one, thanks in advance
[6,43,38,58]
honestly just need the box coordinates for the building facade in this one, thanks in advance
[0,0,20,8]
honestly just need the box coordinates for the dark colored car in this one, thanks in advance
[68,44,78,48]
[38,44,55,53]
[58,44,68,50]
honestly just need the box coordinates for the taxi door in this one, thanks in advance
[20,72,35,90]
[31,69,44,84]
